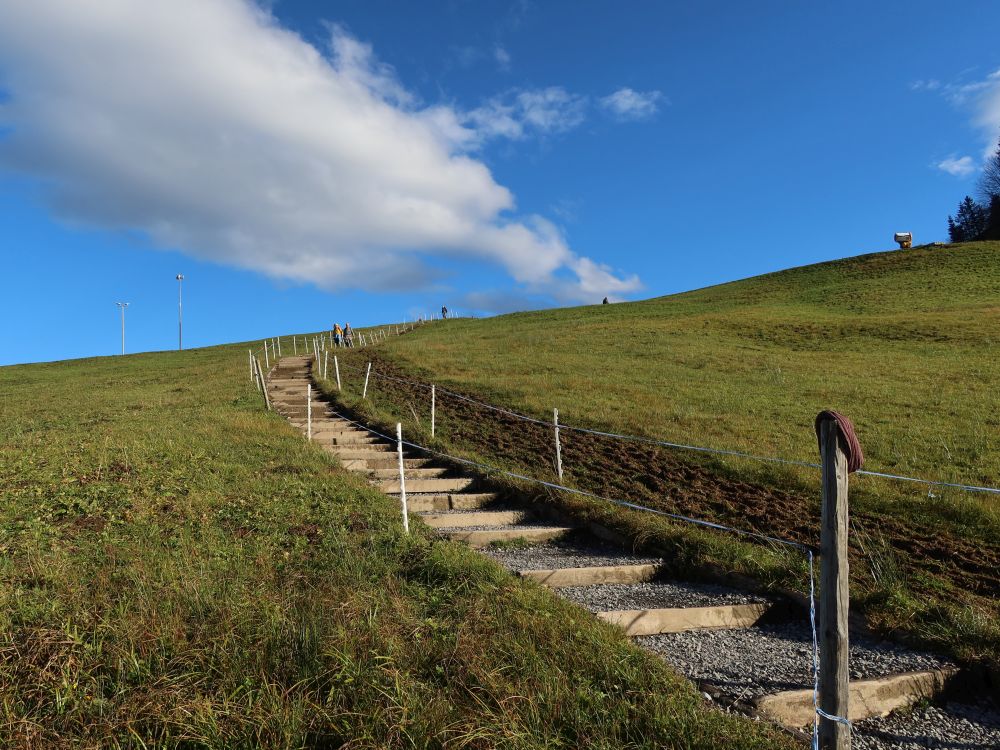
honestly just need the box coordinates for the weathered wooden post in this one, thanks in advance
[276,337,281,357]
[396,422,409,534]
[293,335,297,355]
[323,350,329,380]
[818,414,852,750]
[553,408,564,481]
[362,362,372,399]
[334,355,341,391]
[431,384,436,438]
[248,349,254,381]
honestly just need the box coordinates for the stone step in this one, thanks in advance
[597,602,772,636]
[419,510,527,528]
[442,526,573,548]
[371,467,449,480]
[378,477,473,493]
[330,435,381,446]
[519,563,660,588]
[755,668,961,728]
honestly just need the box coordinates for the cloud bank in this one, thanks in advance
[0,0,640,302]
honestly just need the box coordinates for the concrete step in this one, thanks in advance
[330,435,381,446]
[405,492,500,512]
[371,467,449,480]
[343,457,432,471]
[419,510,527,528]
[755,668,961,728]
[330,447,397,460]
[442,526,573,548]
[520,563,660,588]
[378,477,473,493]
[597,602,773,636]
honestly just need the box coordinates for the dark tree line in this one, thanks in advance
[948,136,1000,242]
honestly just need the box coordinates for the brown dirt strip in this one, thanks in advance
[349,352,1000,602]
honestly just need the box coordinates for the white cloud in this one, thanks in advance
[494,45,511,71]
[465,87,588,143]
[909,79,941,91]
[936,155,976,177]
[0,0,640,303]
[599,87,664,121]
[926,67,1000,159]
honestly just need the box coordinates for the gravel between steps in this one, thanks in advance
[481,539,661,570]
[636,622,956,701]
[853,700,1000,749]
[439,522,567,532]
[558,581,769,611]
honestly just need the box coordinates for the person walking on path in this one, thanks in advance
[602,297,609,305]
[343,323,354,347]
[441,306,448,319]
[333,323,343,346]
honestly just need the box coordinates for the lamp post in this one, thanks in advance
[115,302,129,355]
[176,274,184,350]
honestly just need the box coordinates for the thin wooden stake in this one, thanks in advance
[553,408,564,480]
[307,384,312,441]
[323,350,329,380]
[362,362,372,399]
[819,416,851,750]
[248,349,254,381]
[276,337,281,357]
[255,356,270,410]
[334,355,341,391]
[396,422,409,534]
[293,335,297,355]
[263,341,269,369]
[431,384,436,438]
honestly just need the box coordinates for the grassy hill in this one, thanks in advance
[0,347,793,748]
[330,241,1000,664]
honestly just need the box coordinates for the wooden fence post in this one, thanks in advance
[323,350,329,380]
[362,362,372,399]
[248,349,254,381]
[307,384,312,442]
[554,408,564,481]
[263,341,269,370]
[431,384,436,438]
[293,335,297,355]
[819,416,851,750]
[334,355,341,391]
[276,337,281,357]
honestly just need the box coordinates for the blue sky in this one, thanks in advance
[1,0,998,365]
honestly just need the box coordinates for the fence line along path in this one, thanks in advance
[264,354,994,750]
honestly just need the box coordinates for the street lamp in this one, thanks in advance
[115,302,129,355]
[176,274,184,350]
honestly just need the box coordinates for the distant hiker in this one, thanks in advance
[343,323,354,347]
[441,306,448,319]
[333,323,343,346]
[602,297,609,305]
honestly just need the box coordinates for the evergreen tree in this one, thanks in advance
[982,194,1000,241]
[948,196,988,242]
[947,215,964,243]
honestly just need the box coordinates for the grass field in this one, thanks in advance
[327,241,1000,666]
[0,345,795,748]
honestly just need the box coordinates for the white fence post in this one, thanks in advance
[396,422,409,534]
[255,356,270,410]
[362,362,372,399]
[323,350,329,380]
[307,384,312,441]
[554,408,564,481]
[293,335,297,355]
[277,337,281,357]
[334,355,341,391]
[264,341,270,369]
[431,384,436,438]
[248,349,254,381]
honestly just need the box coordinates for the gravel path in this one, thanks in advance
[481,538,662,570]
[558,580,769,612]
[636,622,956,700]
[853,700,1000,749]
